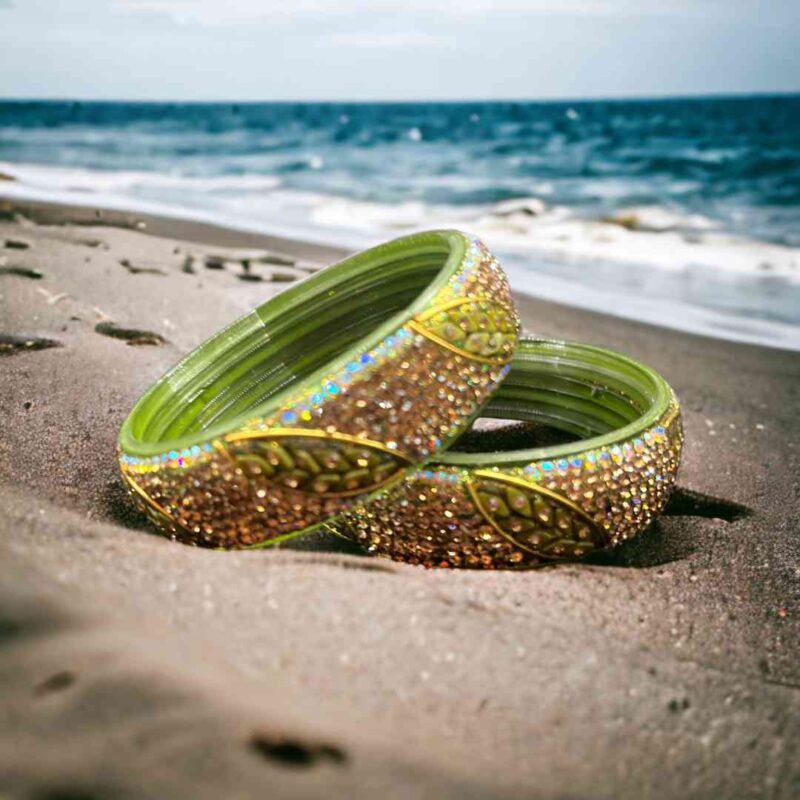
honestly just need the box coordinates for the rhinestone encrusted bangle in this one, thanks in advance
[118,230,520,548]
[328,337,683,568]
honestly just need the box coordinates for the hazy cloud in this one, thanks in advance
[110,0,714,27]
[1,0,796,100]
[326,31,452,49]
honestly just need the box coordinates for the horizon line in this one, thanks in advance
[0,89,798,105]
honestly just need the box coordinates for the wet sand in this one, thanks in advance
[1,197,798,799]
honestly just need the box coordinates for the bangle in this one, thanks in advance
[329,338,683,568]
[118,230,519,548]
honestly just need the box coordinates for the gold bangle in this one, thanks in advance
[118,230,519,548]
[328,338,683,568]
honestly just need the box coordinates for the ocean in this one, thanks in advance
[1,96,798,348]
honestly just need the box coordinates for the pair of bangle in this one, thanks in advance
[119,230,683,568]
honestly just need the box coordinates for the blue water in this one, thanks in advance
[1,96,799,347]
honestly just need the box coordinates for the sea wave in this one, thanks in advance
[2,159,797,283]
[2,159,799,349]
[0,162,282,194]
[301,190,799,284]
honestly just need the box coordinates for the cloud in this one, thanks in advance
[0,0,15,8]
[111,0,707,27]
[112,0,272,26]
[326,31,452,49]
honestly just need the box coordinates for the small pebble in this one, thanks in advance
[4,238,31,250]
[0,266,43,279]
[269,270,299,282]
[204,254,226,270]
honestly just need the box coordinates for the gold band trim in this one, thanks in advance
[662,401,681,430]
[407,320,506,365]
[122,472,178,525]
[224,427,414,463]
[415,295,508,322]
[212,438,234,462]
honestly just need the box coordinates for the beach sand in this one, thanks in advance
[1,198,798,799]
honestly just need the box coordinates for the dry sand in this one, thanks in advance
[1,198,798,799]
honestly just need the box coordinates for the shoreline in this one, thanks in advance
[2,184,799,352]
[0,190,350,264]
[1,196,799,798]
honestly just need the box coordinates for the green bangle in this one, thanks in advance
[329,337,683,568]
[118,230,520,548]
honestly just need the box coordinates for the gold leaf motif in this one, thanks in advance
[225,428,412,498]
[467,471,608,558]
[410,297,518,363]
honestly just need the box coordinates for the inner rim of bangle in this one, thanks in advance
[121,230,465,455]
[439,338,672,466]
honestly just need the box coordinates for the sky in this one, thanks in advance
[0,0,798,101]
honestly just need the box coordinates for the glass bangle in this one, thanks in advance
[118,230,520,548]
[329,337,683,568]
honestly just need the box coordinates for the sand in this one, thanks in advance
[0,197,798,799]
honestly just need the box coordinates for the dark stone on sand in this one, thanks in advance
[207,250,297,271]
[4,237,31,250]
[34,670,77,697]
[76,237,106,249]
[119,258,166,276]
[0,334,61,355]
[256,252,296,266]
[0,265,43,279]
[204,254,227,269]
[249,733,347,767]
[269,270,299,282]
[94,321,166,346]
